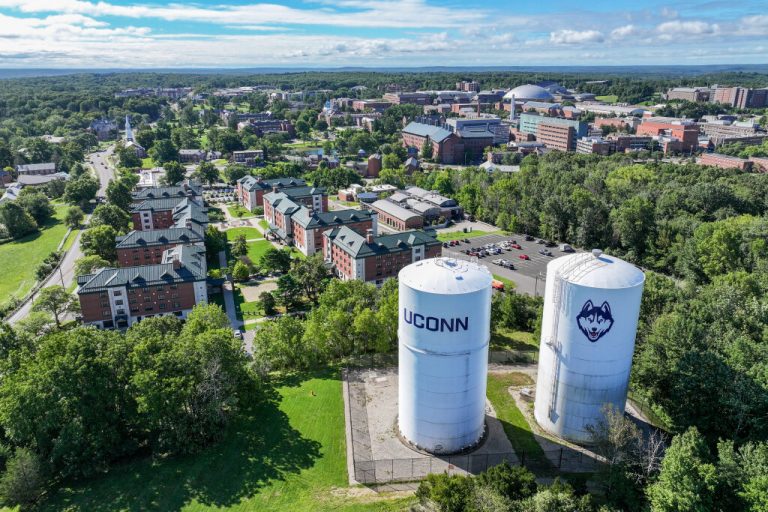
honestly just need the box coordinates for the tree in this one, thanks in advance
[274,274,303,309]
[647,427,718,512]
[64,173,99,208]
[31,285,78,328]
[223,164,249,184]
[0,201,37,238]
[74,255,112,277]
[130,308,249,453]
[0,448,44,506]
[149,138,179,165]
[289,254,330,304]
[610,195,655,259]
[64,206,84,228]
[17,191,54,224]
[475,462,538,502]
[231,234,248,257]
[260,291,276,316]
[383,153,402,170]
[0,328,133,478]
[205,225,227,259]
[162,161,186,186]
[416,472,472,512]
[252,315,308,370]
[260,247,292,274]
[195,161,219,185]
[90,203,130,233]
[106,178,133,211]
[421,138,433,159]
[15,311,55,337]
[116,145,142,168]
[232,260,251,282]
[80,224,118,261]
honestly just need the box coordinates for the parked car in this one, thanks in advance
[519,254,530,260]
[443,242,449,248]
[560,244,574,252]
[491,279,505,291]
[524,234,535,241]
[233,329,243,340]
[545,240,557,247]
[539,249,553,256]
[510,243,522,250]
[463,239,470,243]
[537,239,545,244]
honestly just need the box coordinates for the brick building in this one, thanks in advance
[129,196,208,231]
[236,176,306,211]
[536,122,576,151]
[232,149,264,167]
[382,92,433,105]
[636,117,699,153]
[263,186,327,241]
[15,163,56,176]
[77,245,208,329]
[712,87,768,109]
[401,122,459,164]
[322,226,441,285]
[576,137,614,155]
[115,227,204,267]
[366,199,424,231]
[697,153,753,171]
[291,207,376,256]
[666,87,711,102]
[352,100,392,112]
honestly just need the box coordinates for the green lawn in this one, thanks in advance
[246,239,273,263]
[490,328,538,351]
[140,157,154,169]
[0,204,71,307]
[436,230,503,242]
[492,274,517,291]
[595,95,618,103]
[38,371,415,511]
[258,219,269,231]
[61,227,80,252]
[486,372,549,468]
[226,203,254,219]
[225,227,263,240]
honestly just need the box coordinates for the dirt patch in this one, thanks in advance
[240,280,277,301]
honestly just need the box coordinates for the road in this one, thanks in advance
[6,145,115,325]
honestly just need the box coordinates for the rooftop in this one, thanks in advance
[326,225,439,258]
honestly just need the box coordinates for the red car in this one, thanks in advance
[510,243,522,250]
[519,254,530,260]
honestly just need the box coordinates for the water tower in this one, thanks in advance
[534,250,645,443]
[398,257,492,454]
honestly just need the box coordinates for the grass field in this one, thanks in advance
[225,227,263,240]
[486,372,548,468]
[38,372,414,511]
[0,204,71,307]
[436,230,503,242]
[490,328,537,351]
[595,95,618,103]
[61,227,79,251]
[258,219,269,231]
[492,274,517,291]
[226,203,253,218]
[246,239,273,263]
[141,157,154,169]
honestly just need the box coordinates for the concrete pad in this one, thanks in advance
[240,280,277,301]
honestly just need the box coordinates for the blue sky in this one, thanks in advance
[0,0,766,67]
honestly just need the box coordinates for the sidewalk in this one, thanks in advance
[218,250,241,330]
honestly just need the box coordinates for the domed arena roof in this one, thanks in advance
[503,84,555,101]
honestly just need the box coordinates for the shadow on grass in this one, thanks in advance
[41,376,326,511]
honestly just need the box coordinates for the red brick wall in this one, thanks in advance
[79,291,112,324]
[128,282,197,318]
[117,244,174,267]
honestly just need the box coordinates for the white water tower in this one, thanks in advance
[534,250,645,443]
[398,257,492,454]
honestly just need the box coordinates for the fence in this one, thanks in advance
[341,350,536,369]
[352,448,600,484]
[344,368,601,485]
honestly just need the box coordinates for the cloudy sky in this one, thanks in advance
[0,0,766,68]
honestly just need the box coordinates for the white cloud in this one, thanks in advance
[738,14,768,36]
[656,20,720,36]
[549,29,604,44]
[0,0,486,29]
[610,24,638,39]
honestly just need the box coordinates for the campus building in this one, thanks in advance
[236,176,307,211]
[115,227,204,267]
[129,196,208,232]
[291,207,376,256]
[323,226,441,285]
[366,199,424,231]
[636,117,699,153]
[77,245,208,329]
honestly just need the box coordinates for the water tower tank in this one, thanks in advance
[534,250,645,443]
[398,257,492,454]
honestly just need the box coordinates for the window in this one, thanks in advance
[101,302,109,308]
[143,296,151,302]
[144,306,153,312]
[174,302,181,308]
[159,304,166,310]
[171,293,179,299]
[115,300,123,305]
[102,310,111,317]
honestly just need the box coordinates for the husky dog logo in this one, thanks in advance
[576,300,614,342]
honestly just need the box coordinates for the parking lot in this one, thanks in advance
[440,233,580,296]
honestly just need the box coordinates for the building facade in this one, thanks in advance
[236,176,306,211]
[115,227,204,267]
[366,199,424,231]
[323,226,441,285]
[291,208,376,256]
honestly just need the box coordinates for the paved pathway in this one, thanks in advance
[218,250,241,330]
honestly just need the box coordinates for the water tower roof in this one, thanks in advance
[399,257,492,295]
